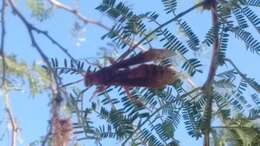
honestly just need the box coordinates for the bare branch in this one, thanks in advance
[212,126,260,129]
[202,1,219,146]
[7,1,73,146]
[0,1,18,146]
[3,83,18,146]
[0,0,7,86]
[41,121,52,146]
[203,8,219,89]
[7,0,63,95]
[10,0,77,65]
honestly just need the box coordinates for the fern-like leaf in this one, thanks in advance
[203,23,220,47]
[157,28,188,55]
[182,101,202,138]
[234,28,260,54]
[138,129,164,146]
[162,0,177,14]
[242,6,260,33]
[232,7,248,29]
[25,0,52,21]
[182,58,202,76]
[217,30,229,65]
[247,0,260,7]
[178,20,200,51]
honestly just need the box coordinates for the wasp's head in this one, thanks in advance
[84,73,94,87]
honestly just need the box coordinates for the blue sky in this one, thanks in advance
[0,0,259,146]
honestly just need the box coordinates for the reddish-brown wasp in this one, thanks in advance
[84,49,179,89]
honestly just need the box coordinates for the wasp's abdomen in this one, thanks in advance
[108,64,177,88]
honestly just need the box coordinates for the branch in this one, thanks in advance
[61,79,83,88]
[5,108,18,146]
[7,0,63,93]
[7,1,73,146]
[0,1,17,146]
[212,126,260,130]
[0,0,7,86]
[202,1,219,146]
[203,3,219,88]
[3,83,18,146]
[11,0,77,65]
[41,121,52,146]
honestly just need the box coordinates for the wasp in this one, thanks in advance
[84,49,179,88]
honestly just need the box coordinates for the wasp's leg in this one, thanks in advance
[123,86,144,107]
[89,85,107,101]
[89,85,117,108]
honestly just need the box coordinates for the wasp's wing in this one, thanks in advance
[104,64,177,88]
[111,49,174,69]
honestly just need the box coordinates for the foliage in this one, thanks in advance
[1,56,50,96]
[1,0,260,146]
[211,114,260,146]
[25,0,52,21]
[69,0,260,145]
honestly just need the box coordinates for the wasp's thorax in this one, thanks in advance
[84,66,115,86]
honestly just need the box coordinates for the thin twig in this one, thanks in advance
[212,126,260,129]
[11,0,77,65]
[36,29,78,64]
[7,0,71,99]
[5,108,17,146]
[8,1,73,146]
[8,0,58,80]
[3,83,18,146]
[0,0,7,86]
[41,121,52,146]
[61,79,83,88]
[0,1,17,146]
